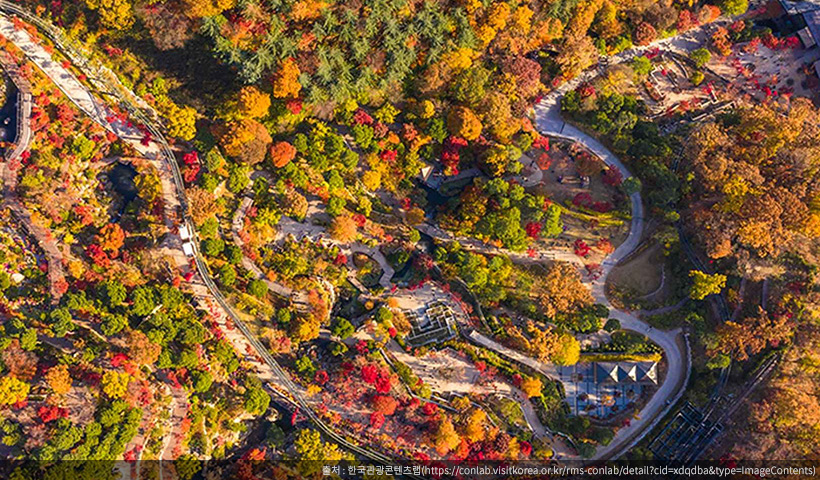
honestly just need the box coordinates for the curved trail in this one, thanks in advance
[417,105,689,459]
[230,35,693,462]
[0,52,68,303]
[534,81,690,462]
[0,2,712,465]
[0,15,192,479]
[0,5,401,471]
[417,48,695,459]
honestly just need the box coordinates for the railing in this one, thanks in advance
[0,1,187,207]
[0,3,408,469]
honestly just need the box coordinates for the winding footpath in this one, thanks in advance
[534,71,690,462]
[272,197,396,289]
[0,13,189,270]
[0,2,725,466]
[419,101,690,459]
[0,5,406,471]
[230,194,305,302]
[418,32,700,460]
[0,51,68,303]
[0,14,192,480]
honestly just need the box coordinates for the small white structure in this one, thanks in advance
[182,241,195,257]
[179,224,192,241]
[595,362,658,385]
[420,164,435,182]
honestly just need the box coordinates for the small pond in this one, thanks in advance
[108,162,139,203]
[107,162,139,221]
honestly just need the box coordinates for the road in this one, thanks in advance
[0,16,194,478]
[0,4,404,471]
[520,11,763,461]
[0,8,190,268]
[415,31,699,457]
[0,1,745,465]
[264,156,687,461]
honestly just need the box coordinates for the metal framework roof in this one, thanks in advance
[595,361,657,385]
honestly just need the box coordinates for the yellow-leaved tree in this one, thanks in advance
[447,106,482,141]
[461,408,488,442]
[273,58,302,99]
[101,371,131,399]
[226,86,271,120]
[329,216,358,243]
[432,417,461,455]
[46,365,72,396]
[183,0,236,18]
[161,102,197,141]
[0,377,30,405]
[86,0,135,30]
[520,375,543,398]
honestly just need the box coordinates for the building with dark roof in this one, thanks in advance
[779,0,820,15]
[559,361,659,418]
[776,0,820,47]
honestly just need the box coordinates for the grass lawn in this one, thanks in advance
[608,242,665,298]
[487,395,529,432]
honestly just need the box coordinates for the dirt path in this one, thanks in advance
[385,334,574,458]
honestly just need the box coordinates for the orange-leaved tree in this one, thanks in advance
[270,141,297,168]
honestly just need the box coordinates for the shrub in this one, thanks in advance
[603,318,621,332]
[248,279,268,298]
[582,352,663,362]
[689,48,712,68]
[631,56,653,76]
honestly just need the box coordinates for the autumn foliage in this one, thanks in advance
[272,58,301,99]
[447,107,483,141]
[270,141,297,168]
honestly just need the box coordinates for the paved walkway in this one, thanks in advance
[0,14,196,474]
[273,198,395,290]
[0,8,404,469]
[160,386,189,462]
[0,14,189,272]
[0,3,721,463]
[231,195,306,303]
[0,50,68,303]
[420,29,701,457]
[467,330,560,380]
[417,222,585,266]
[533,47,693,461]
